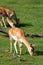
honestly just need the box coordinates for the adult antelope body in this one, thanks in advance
[8,26,34,56]
[0,7,19,28]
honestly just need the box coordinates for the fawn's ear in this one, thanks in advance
[30,44,35,47]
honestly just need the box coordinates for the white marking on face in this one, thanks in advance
[28,46,33,56]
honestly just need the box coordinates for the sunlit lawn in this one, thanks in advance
[0,0,43,65]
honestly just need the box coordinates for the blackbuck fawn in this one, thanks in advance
[8,26,34,56]
[0,7,19,28]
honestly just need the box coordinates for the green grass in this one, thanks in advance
[0,0,43,65]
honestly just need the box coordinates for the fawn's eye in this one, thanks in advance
[31,48,34,52]
[32,47,34,52]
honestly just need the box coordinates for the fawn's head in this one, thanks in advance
[28,44,34,56]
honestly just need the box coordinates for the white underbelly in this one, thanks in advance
[12,36,23,42]
[12,36,18,40]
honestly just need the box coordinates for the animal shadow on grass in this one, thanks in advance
[15,23,33,27]
[35,51,43,56]
[24,51,43,56]
[6,22,33,27]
